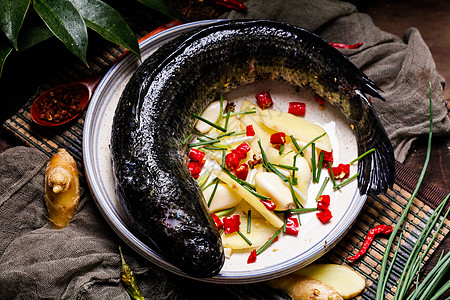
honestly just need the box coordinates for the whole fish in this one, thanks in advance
[111,20,395,278]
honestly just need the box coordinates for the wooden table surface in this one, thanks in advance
[0,0,448,297]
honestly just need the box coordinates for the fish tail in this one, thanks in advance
[353,92,395,196]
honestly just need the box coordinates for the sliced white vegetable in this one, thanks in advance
[295,264,365,299]
[202,182,243,213]
[195,100,227,133]
[254,172,294,210]
[214,170,284,228]
[221,216,278,249]
[224,247,233,259]
[259,108,332,152]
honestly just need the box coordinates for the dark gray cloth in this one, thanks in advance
[1,0,449,299]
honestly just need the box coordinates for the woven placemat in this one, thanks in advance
[3,99,449,299]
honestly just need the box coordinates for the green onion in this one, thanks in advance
[257,140,289,182]
[207,179,220,207]
[202,177,219,191]
[292,155,298,184]
[279,143,285,155]
[196,169,212,187]
[247,210,251,234]
[256,230,281,255]
[311,143,317,183]
[221,149,226,168]
[224,109,231,132]
[290,135,301,151]
[350,148,376,165]
[283,213,287,233]
[217,131,236,139]
[327,162,337,187]
[188,139,220,148]
[271,163,298,171]
[316,151,324,181]
[287,178,303,208]
[294,132,327,157]
[315,177,329,200]
[333,173,358,190]
[222,168,271,200]
[182,133,193,145]
[238,231,253,246]
[202,145,229,150]
[229,108,257,117]
[192,113,227,132]
[281,149,294,158]
[214,207,235,217]
[276,207,318,214]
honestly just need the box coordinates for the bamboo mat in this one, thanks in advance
[3,100,449,299]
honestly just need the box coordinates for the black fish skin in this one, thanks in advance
[111,20,395,277]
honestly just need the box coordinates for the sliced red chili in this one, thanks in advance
[329,163,350,179]
[346,224,392,261]
[211,213,224,231]
[329,42,363,49]
[235,163,249,180]
[234,142,251,158]
[317,195,331,211]
[260,199,276,211]
[247,249,257,264]
[270,132,286,145]
[188,161,201,179]
[316,209,332,224]
[225,152,240,171]
[321,150,334,165]
[223,215,241,234]
[212,0,248,11]
[246,124,255,136]
[189,149,206,166]
[288,102,306,116]
[285,216,299,236]
[255,91,274,109]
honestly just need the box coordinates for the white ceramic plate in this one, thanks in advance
[83,20,366,284]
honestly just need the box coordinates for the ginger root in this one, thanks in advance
[44,148,80,229]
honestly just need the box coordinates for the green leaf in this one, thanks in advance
[33,0,88,65]
[0,43,13,79]
[70,0,140,59]
[0,0,31,50]
[138,0,178,20]
[17,24,55,52]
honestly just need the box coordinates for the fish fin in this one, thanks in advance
[354,99,395,196]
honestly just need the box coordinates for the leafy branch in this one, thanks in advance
[0,0,177,78]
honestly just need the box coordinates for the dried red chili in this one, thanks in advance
[211,213,224,231]
[255,91,274,109]
[317,195,331,210]
[247,249,257,264]
[189,149,206,166]
[316,209,332,224]
[270,132,286,145]
[235,163,249,180]
[225,152,240,171]
[223,215,241,234]
[329,163,350,179]
[346,224,393,261]
[314,94,326,110]
[321,150,334,165]
[39,87,82,123]
[188,161,201,179]
[212,0,248,11]
[288,102,306,116]
[233,142,251,158]
[329,42,363,49]
[246,124,255,136]
[285,216,299,236]
[260,199,276,211]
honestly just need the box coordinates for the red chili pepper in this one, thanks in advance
[329,163,350,179]
[255,91,274,109]
[235,163,249,180]
[212,0,248,11]
[225,152,240,171]
[329,42,363,49]
[234,142,251,159]
[247,249,257,264]
[188,161,201,179]
[211,213,224,231]
[321,150,333,165]
[246,124,255,136]
[189,149,206,165]
[223,215,241,234]
[260,199,276,211]
[346,224,393,261]
[285,216,299,236]
[316,209,332,224]
[288,102,306,116]
[315,94,326,110]
[317,195,330,211]
[270,132,286,145]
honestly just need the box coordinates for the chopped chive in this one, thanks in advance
[188,139,220,148]
[311,143,317,183]
[257,140,288,182]
[290,135,301,151]
[222,168,271,199]
[292,155,297,184]
[238,231,253,246]
[192,113,227,132]
[196,131,215,140]
[224,109,231,131]
[196,169,212,187]
[247,210,251,234]
[281,149,294,158]
[214,207,235,217]
[276,208,318,214]
[283,213,287,233]
[229,108,257,117]
[217,131,236,139]
[350,148,376,165]
[287,178,303,208]
[202,145,229,150]
[295,132,327,157]
[202,177,219,191]
[328,162,337,187]
[333,173,358,190]
[256,230,281,255]
[315,177,329,200]
[221,149,226,168]
[316,151,324,181]
[182,133,193,145]
[279,143,285,155]
[271,163,298,171]
[207,179,220,207]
